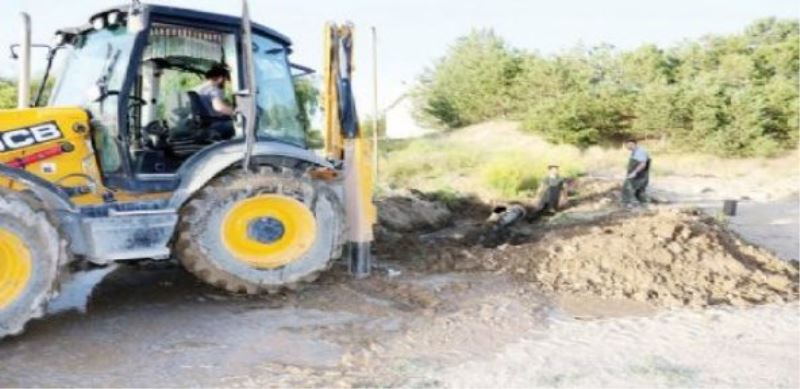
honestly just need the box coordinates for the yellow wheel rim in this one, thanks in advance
[221,194,317,269]
[0,227,32,309]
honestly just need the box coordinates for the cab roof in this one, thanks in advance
[86,3,292,47]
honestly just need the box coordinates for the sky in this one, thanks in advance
[1,0,797,111]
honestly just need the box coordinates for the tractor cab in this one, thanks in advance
[47,4,306,191]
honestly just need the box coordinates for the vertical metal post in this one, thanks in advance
[371,26,379,182]
[238,0,257,172]
[18,13,31,109]
[140,63,159,125]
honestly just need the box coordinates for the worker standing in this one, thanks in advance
[622,139,651,207]
[539,165,565,214]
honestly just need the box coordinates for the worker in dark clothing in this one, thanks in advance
[537,165,566,214]
[622,139,651,207]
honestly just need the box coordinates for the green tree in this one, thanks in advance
[413,29,522,128]
[0,79,16,109]
[413,18,799,157]
[0,76,57,109]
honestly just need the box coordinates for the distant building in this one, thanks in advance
[384,95,436,139]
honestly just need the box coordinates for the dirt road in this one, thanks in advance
[2,260,797,388]
[1,179,797,387]
[1,264,551,387]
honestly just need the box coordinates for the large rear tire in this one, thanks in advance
[0,193,65,338]
[174,166,345,294]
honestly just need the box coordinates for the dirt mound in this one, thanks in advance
[377,190,452,232]
[522,209,798,307]
[377,185,799,308]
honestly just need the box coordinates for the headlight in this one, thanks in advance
[53,31,76,46]
[107,11,123,26]
[53,32,66,46]
[91,15,106,30]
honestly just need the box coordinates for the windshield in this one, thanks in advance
[49,27,136,107]
[49,27,136,174]
[252,34,304,146]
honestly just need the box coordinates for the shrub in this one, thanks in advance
[480,151,584,198]
[481,154,541,198]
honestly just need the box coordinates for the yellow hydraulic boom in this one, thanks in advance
[322,23,376,277]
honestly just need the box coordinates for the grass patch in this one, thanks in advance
[380,123,585,199]
[378,121,797,200]
[381,138,482,188]
[480,154,541,198]
[480,151,584,198]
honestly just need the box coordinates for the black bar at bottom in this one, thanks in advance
[346,241,371,278]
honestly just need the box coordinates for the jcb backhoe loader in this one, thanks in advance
[0,1,374,337]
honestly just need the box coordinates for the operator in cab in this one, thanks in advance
[194,63,235,140]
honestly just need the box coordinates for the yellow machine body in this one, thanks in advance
[0,7,372,289]
[0,108,171,205]
[0,107,108,204]
[0,2,381,341]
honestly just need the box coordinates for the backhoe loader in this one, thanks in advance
[0,1,374,337]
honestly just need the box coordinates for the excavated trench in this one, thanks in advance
[375,179,799,309]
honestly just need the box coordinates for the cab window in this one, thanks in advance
[49,26,136,174]
[252,34,305,147]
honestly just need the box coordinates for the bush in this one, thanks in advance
[480,149,584,198]
[481,154,541,198]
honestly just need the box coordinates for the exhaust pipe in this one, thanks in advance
[18,12,31,109]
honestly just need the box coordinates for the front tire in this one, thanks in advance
[174,166,345,294]
[0,193,65,338]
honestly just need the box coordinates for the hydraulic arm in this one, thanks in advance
[322,23,376,277]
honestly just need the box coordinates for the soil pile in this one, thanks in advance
[376,187,799,308]
[511,209,799,307]
[376,190,452,233]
